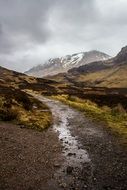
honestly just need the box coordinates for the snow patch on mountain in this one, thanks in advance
[25,50,111,77]
[61,53,84,68]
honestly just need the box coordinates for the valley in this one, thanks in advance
[1,1,127,189]
[0,46,127,190]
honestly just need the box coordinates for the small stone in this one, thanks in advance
[66,166,73,174]
[68,152,76,157]
[54,163,61,168]
[19,125,25,129]
[59,183,67,188]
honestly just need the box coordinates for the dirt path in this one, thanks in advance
[0,95,127,190]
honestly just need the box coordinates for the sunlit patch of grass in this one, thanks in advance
[0,92,52,131]
[51,94,127,141]
[18,108,52,131]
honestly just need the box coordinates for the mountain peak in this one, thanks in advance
[25,50,110,77]
[115,45,127,63]
[120,45,127,52]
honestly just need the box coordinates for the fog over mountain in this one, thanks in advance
[0,0,127,72]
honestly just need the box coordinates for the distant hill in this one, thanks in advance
[48,46,127,88]
[0,66,57,94]
[0,66,36,88]
[25,50,110,77]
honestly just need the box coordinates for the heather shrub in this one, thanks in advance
[0,108,18,121]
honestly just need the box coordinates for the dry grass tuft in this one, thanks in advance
[0,89,52,131]
[51,94,127,140]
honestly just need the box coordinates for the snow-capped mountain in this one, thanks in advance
[25,50,110,77]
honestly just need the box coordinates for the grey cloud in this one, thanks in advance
[0,23,14,53]
[0,0,127,71]
[0,0,52,45]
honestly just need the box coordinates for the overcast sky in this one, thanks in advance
[0,0,127,72]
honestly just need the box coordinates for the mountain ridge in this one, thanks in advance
[48,46,127,88]
[69,46,127,74]
[25,50,110,77]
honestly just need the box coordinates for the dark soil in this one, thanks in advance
[0,122,63,190]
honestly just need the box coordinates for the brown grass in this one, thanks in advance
[75,65,127,88]
[51,95,127,141]
[0,89,52,131]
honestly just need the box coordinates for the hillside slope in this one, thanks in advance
[49,46,127,88]
[0,66,58,93]
[0,66,54,130]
